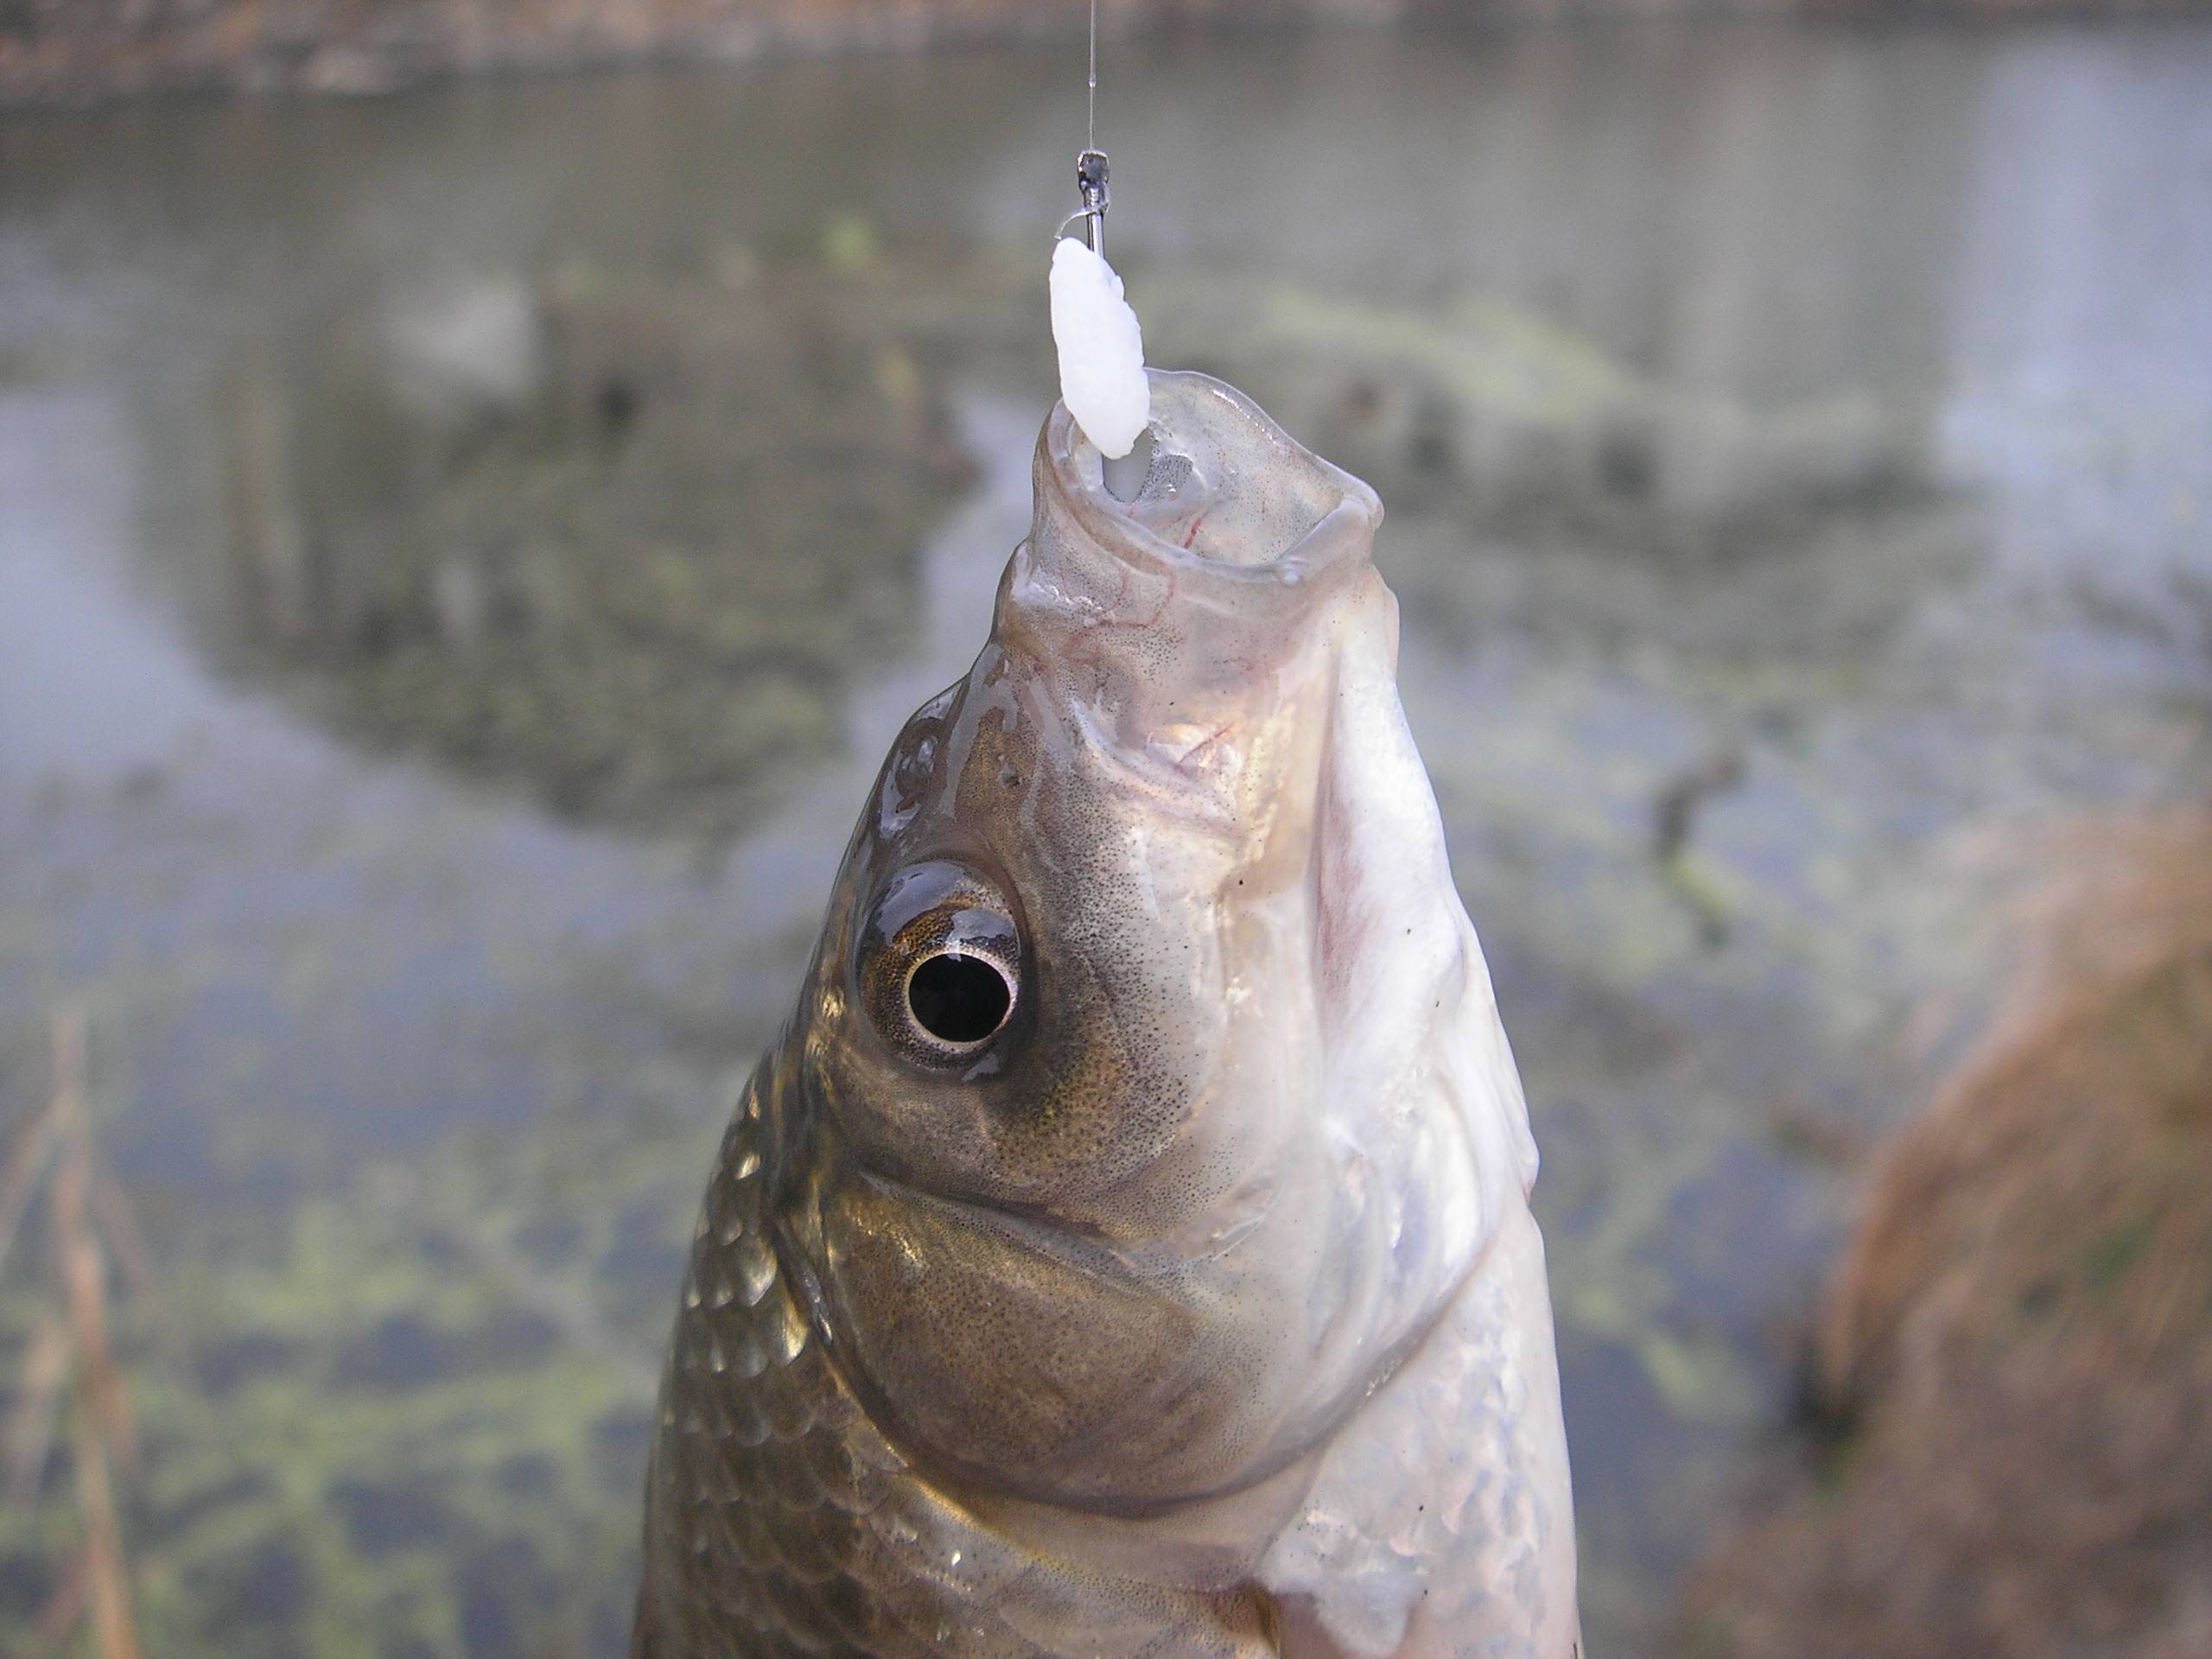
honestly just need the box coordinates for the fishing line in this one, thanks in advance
[1068,0,1111,257]
[1061,0,1109,255]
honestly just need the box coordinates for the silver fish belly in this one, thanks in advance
[634,372,1581,1659]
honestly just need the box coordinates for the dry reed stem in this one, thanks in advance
[3,1007,145,1659]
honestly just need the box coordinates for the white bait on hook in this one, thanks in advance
[1048,235,1149,461]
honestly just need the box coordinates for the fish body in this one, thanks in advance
[635,372,1580,1658]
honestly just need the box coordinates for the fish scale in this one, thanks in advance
[635,1067,1275,1659]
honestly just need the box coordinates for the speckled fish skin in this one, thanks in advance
[634,372,1581,1659]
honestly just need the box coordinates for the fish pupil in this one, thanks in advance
[906,952,1012,1045]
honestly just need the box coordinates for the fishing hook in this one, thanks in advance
[1056,148,1111,257]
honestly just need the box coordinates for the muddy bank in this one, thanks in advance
[1686,809,2212,1659]
[3,0,2198,107]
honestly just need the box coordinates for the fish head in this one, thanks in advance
[769,371,1539,1515]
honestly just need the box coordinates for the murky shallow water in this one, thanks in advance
[3,20,2209,1656]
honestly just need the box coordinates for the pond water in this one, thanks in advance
[3,18,2209,1657]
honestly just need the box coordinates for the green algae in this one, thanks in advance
[0,1094,714,1659]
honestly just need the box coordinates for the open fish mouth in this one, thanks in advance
[998,371,1389,829]
[1041,370,1382,577]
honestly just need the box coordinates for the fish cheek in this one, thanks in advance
[819,1175,1210,1504]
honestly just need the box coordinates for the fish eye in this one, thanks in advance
[905,951,1014,1047]
[857,860,1025,1066]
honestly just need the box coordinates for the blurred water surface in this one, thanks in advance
[3,20,2209,1657]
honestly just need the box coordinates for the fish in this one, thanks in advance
[632,370,1581,1659]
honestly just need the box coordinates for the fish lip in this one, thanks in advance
[839,1160,1132,1281]
[1039,368,1383,589]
